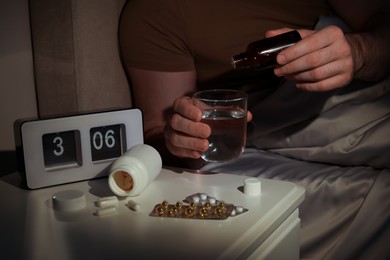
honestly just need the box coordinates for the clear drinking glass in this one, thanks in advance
[193,89,247,162]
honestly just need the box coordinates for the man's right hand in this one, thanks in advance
[164,96,211,159]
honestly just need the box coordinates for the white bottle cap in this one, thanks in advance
[244,178,261,196]
[52,190,86,212]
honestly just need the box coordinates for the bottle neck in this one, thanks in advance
[108,158,148,197]
[231,53,251,69]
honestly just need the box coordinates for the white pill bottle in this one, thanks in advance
[108,144,162,197]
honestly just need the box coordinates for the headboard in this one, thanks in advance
[29,0,132,117]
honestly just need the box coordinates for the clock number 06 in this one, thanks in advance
[92,129,116,150]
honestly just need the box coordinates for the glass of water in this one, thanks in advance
[193,89,247,162]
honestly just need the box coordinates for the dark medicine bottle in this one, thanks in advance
[232,30,301,70]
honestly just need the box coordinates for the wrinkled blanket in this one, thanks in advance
[201,148,390,259]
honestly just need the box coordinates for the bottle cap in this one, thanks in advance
[52,190,86,212]
[244,178,261,196]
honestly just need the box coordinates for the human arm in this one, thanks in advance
[128,67,210,167]
[269,0,390,91]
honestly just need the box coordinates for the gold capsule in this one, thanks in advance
[175,201,183,209]
[217,202,225,209]
[204,202,211,209]
[169,207,178,216]
[156,206,166,216]
[189,202,196,208]
[199,207,208,217]
[184,207,194,217]
[161,200,169,208]
[215,207,224,216]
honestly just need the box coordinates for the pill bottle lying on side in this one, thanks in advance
[108,144,162,197]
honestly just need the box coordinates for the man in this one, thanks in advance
[119,0,390,168]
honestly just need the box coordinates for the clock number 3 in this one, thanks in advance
[53,136,64,156]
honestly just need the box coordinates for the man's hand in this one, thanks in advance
[266,26,356,92]
[164,96,253,159]
[164,96,210,159]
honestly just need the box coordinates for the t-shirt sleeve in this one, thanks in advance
[119,0,195,72]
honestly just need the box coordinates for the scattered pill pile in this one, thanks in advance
[95,196,119,216]
[94,193,247,219]
[94,196,141,217]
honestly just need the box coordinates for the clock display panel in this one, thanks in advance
[90,124,124,162]
[42,130,82,170]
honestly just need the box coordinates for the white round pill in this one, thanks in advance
[192,196,200,203]
[209,197,216,205]
[244,178,261,196]
[52,190,86,212]
[236,206,244,213]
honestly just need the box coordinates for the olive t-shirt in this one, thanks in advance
[120,0,332,83]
